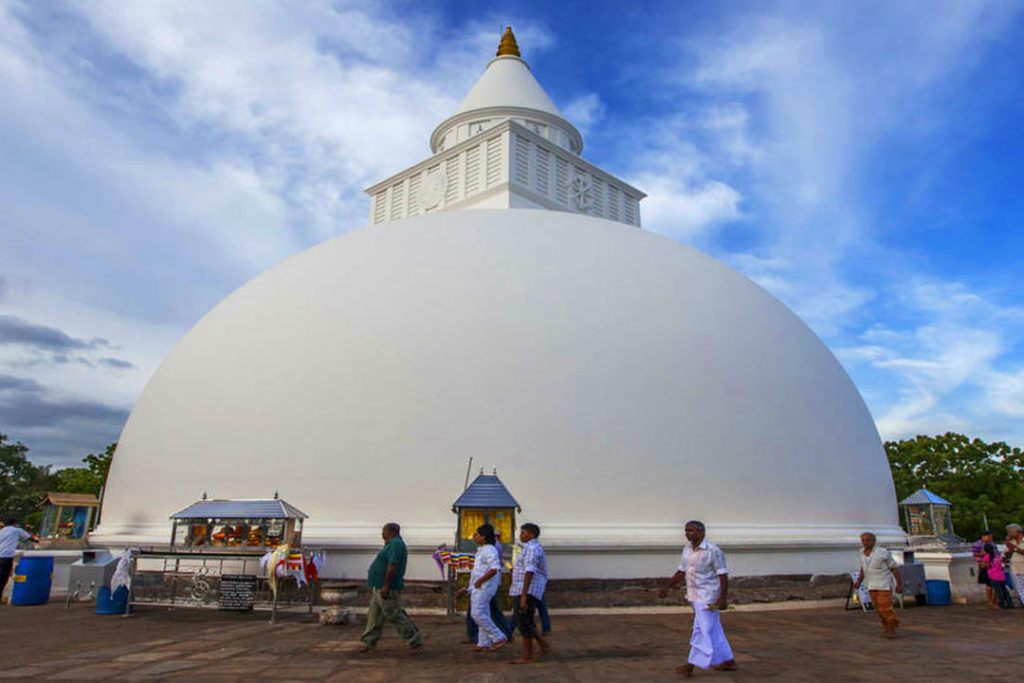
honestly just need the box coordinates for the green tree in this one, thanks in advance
[885,432,1024,541]
[53,443,115,495]
[0,433,55,528]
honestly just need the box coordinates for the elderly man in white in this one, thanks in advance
[660,520,737,677]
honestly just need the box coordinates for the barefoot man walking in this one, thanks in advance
[509,523,551,664]
[854,532,902,638]
[659,520,737,677]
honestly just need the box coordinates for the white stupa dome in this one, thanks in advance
[93,29,902,579]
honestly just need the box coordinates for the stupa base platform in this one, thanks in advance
[317,573,853,610]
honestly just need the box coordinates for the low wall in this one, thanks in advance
[319,573,852,609]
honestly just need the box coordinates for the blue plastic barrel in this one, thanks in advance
[925,579,951,605]
[95,585,130,614]
[10,556,53,606]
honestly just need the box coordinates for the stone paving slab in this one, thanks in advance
[2,601,1023,680]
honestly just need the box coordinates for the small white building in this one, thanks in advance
[92,28,905,581]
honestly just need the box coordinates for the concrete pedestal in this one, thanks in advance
[914,551,985,604]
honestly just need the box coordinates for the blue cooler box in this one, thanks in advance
[925,579,951,605]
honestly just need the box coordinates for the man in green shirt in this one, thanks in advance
[360,522,423,652]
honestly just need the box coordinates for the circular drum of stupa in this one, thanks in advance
[93,209,904,579]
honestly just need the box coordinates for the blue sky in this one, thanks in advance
[1,0,1022,466]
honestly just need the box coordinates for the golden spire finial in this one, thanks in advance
[496,26,521,58]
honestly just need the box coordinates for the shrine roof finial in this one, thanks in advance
[496,26,521,58]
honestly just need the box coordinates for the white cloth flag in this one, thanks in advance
[110,548,139,592]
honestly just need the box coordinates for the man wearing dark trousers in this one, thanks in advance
[509,523,551,664]
[0,517,36,604]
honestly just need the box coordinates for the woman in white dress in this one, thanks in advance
[461,523,508,652]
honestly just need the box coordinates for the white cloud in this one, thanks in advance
[639,177,742,241]
[987,370,1024,418]
[563,93,605,135]
[838,279,1023,444]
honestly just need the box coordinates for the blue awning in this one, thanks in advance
[453,474,520,510]
[899,488,952,506]
[170,499,308,520]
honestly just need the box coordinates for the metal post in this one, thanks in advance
[446,564,455,617]
[271,582,278,624]
[170,556,179,607]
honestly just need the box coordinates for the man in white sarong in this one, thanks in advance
[457,523,508,652]
[660,520,737,677]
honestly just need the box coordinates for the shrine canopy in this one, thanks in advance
[171,498,308,520]
[170,497,308,549]
[452,472,521,552]
[38,491,101,547]
[899,488,956,539]
[899,489,951,506]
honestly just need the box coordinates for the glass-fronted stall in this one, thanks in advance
[452,471,521,552]
[899,488,956,540]
[170,497,308,549]
[38,492,101,548]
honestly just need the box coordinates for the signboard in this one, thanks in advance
[219,574,256,611]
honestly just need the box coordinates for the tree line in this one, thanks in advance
[886,432,1024,542]
[1,430,1022,541]
[0,433,113,528]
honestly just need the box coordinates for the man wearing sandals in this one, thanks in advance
[659,520,738,677]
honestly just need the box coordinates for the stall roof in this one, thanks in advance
[899,488,952,506]
[453,474,520,510]
[170,499,308,520]
[42,492,100,506]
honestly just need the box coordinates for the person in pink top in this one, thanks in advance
[981,540,1014,609]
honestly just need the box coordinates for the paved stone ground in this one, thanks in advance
[1,601,1022,681]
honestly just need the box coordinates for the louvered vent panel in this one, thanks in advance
[535,147,550,196]
[389,182,404,221]
[465,146,481,195]
[590,177,605,217]
[514,135,530,186]
[607,185,621,221]
[624,196,637,225]
[407,174,422,216]
[555,157,569,204]
[444,156,461,205]
[485,137,502,187]
[373,192,387,224]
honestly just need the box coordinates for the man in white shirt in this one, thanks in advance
[0,517,37,603]
[659,520,737,677]
[854,532,902,638]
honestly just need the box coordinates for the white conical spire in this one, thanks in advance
[366,27,644,227]
[430,27,582,155]
[453,56,562,118]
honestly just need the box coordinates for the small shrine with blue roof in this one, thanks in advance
[899,488,956,540]
[452,470,521,552]
[170,493,308,549]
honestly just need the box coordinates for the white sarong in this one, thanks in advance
[688,602,734,669]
